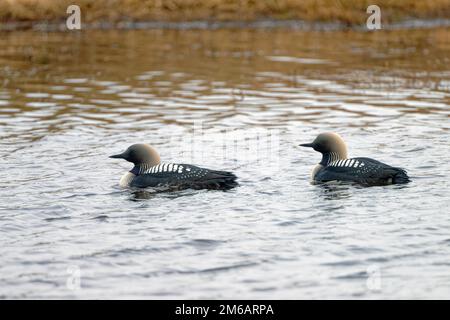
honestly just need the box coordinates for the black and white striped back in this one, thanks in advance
[129,163,238,190]
[327,158,366,169]
[315,157,410,186]
[134,163,188,175]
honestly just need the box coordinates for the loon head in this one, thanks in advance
[300,132,348,165]
[110,144,161,166]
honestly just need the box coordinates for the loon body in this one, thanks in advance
[110,144,238,190]
[300,132,410,186]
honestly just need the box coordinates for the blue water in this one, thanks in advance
[0,28,449,299]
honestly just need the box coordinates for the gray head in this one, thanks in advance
[300,132,348,160]
[110,144,161,166]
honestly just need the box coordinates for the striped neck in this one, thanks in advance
[320,151,345,166]
[130,162,160,175]
[130,162,184,175]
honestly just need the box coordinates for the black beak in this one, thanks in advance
[109,152,125,159]
[299,143,314,148]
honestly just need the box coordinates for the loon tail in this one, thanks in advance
[391,167,410,184]
[202,170,238,190]
[187,170,239,190]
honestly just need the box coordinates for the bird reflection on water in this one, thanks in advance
[316,182,353,201]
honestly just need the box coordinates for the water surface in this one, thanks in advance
[0,28,449,299]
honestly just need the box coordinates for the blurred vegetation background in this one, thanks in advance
[1,0,449,26]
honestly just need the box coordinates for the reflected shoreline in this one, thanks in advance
[1,18,450,32]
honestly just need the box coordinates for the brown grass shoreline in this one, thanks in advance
[1,0,449,29]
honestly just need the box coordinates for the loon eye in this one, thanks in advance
[314,142,326,151]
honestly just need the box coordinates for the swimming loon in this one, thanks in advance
[300,132,410,186]
[110,144,238,190]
